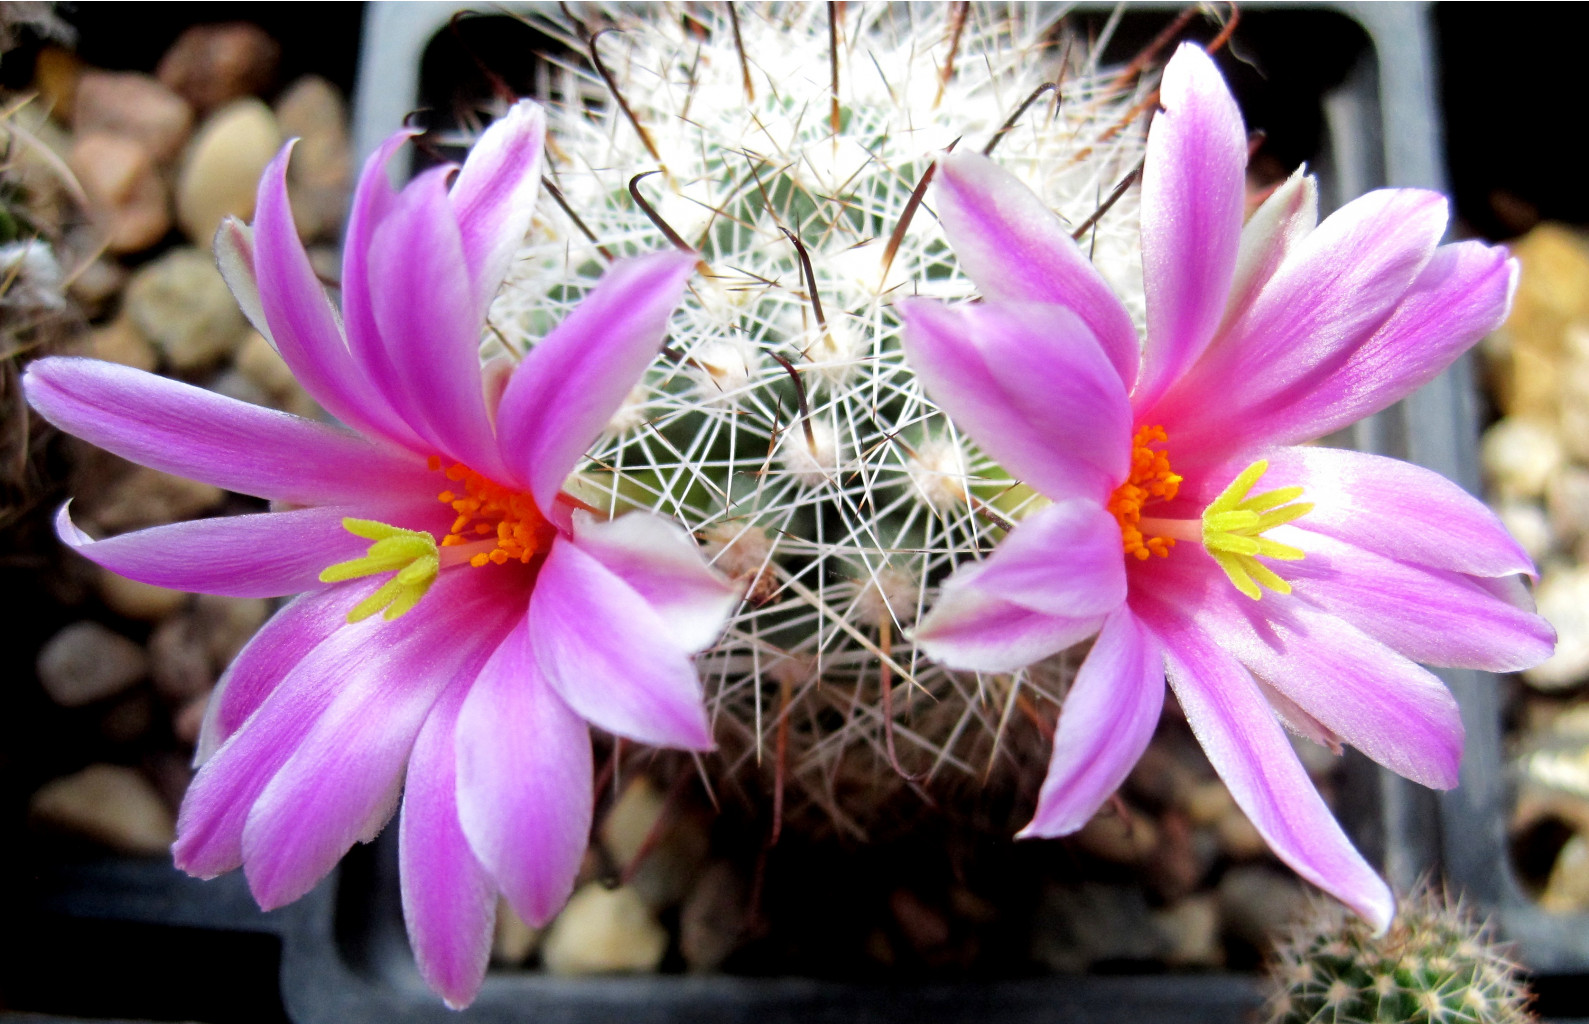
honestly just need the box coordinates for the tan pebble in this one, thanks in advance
[96,567,188,620]
[67,133,171,254]
[73,70,193,164]
[541,885,668,975]
[275,76,351,242]
[124,247,250,371]
[1214,806,1268,860]
[29,764,175,854]
[87,466,226,533]
[1541,833,1589,913]
[149,614,216,703]
[492,897,542,966]
[600,776,666,871]
[175,99,282,245]
[158,22,281,112]
[1524,567,1589,693]
[1073,808,1158,864]
[235,330,298,397]
[193,593,270,665]
[173,693,210,746]
[78,316,159,373]
[68,257,129,314]
[32,45,84,121]
[1481,417,1563,501]
[1153,895,1223,968]
[1183,780,1233,825]
[36,621,148,707]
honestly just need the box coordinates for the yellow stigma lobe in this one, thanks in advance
[1201,459,1313,600]
[1109,425,1184,560]
[436,462,554,567]
[320,519,440,622]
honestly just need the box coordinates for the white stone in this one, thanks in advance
[36,621,148,707]
[176,98,281,246]
[1525,566,1589,692]
[540,884,668,975]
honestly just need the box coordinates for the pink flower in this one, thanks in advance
[24,101,736,1007]
[900,45,1553,927]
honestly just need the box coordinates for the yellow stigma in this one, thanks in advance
[319,519,440,622]
[1109,425,1184,560]
[1201,459,1313,600]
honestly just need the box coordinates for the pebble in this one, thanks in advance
[1494,499,1554,564]
[1216,865,1310,949]
[600,776,666,871]
[540,884,669,975]
[98,691,156,745]
[1072,806,1158,865]
[175,99,282,246]
[1548,466,1589,549]
[95,567,188,621]
[28,764,176,855]
[124,247,250,372]
[492,898,542,966]
[1492,225,1589,423]
[679,861,749,972]
[173,694,210,747]
[72,70,193,164]
[234,330,299,398]
[1028,882,1166,972]
[157,23,281,113]
[1153,895,1223,968]
[148,614,216,703]
[274,75,352,242]
[66,257,128,315]
[31,45,83,120]
[1524,566,1589,692]
[85,466,226,534]
[36,621,148,707]
[75,316,157,373]
[1540,832,1589,913]
[1481,417,1564,501]
[68,132,171,254]
[192,594,270,665]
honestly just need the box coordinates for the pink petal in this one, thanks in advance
[495,250,697,513]
[197,584,371,765]
[1221,167,1318,331]
[527,533,713,750]
[341,129,416,422]
[1156,188,1449,455]
[367,166,508,480]
[932,150,1140,388]
[24,356,437,506]
[1282,529,1554,674]
[899,298,1131,501]
[449,100,546,316]
[1133,43,1248,413]
[1156,554,1464,789]
[239,570,523,909]
[213,218,270,342]
[959,500,1126,618]
[1018,609,1165,836]
[56,501,446,599]
[400,676,496,1010]
[566,511,738,654]
[914,561,1106,674]
[1237,242,1516,449]
[1138,594,1394,930]
[456,616,593,926]
[252,143,417,447]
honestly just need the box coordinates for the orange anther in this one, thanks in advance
[1109,425,1181,560]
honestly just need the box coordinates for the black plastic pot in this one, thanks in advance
[8,4,1586,1023]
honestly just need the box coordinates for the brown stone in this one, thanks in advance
[95,566,188,621]
[86,465,226,534]
[73,70,193,164]
[31,45,83,121]
[67,132,171,254]
[157,22,281,113]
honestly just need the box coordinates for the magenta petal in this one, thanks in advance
[24,357,437,505]
[456,617,592,926]
[932,151,1140,388]
[252,143,415,447]
[1158,188,1449,452]
[566,511,737,653]
[400,677,496,1010]
[900,298,1131,501]
[528,534,713,750]
[1019,609,1164,837]
[1221,168,1318,331]
[1140,597,1394,930]
[56,502,438,599]
[197,584,371,765]
[449,100,546,316]
[239,572,521,909]
[1282,529,1554,674]
[367,166,508,480]
[1171,562,1464,789]
[914,561,1106,674]
[495,250,696,512]
[1240,242,1517,447]
[1134,43,1248,412]
[341,129,414,414]
[1246,446,1536,580]
[963,500,1126,618]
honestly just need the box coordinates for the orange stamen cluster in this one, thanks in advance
[430,457,553,567]
[1107,425,1183,560]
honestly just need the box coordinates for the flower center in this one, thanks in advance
[1108,425,1184,560]
[318,459,555,623]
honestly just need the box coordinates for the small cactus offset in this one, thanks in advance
[1264,889,1534,1024]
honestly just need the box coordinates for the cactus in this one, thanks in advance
[482,1,1166,832]
[1263,888,1534,1024]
